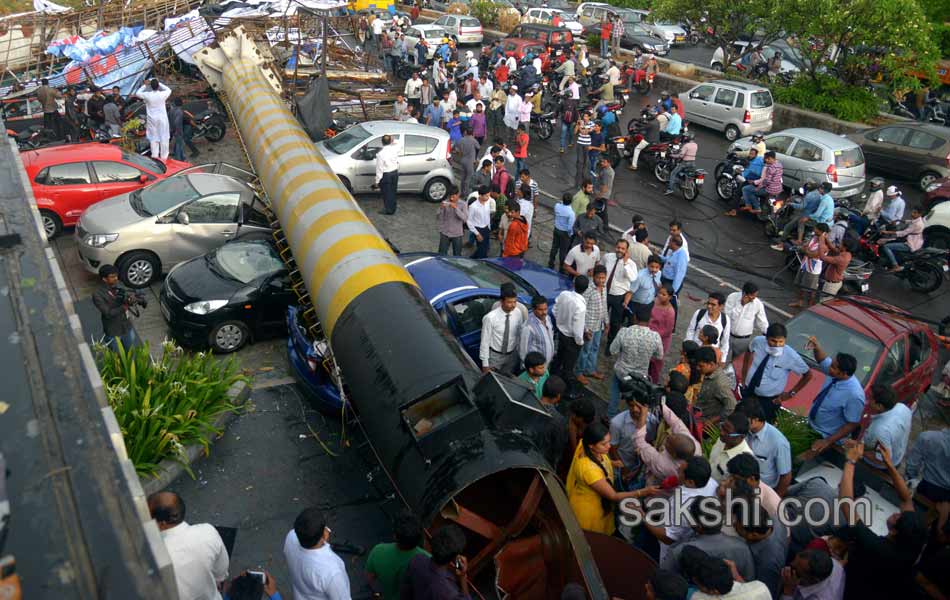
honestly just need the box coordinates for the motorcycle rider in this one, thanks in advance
[660,104,682,142]
[780,181,834,249]
[735,133,766,159]
[658,90,674,113]
[773,180,821,250]
[459,50,479,80]
[852,177,885,234]
[738,150,783,215]
[880,206,926,273]
[880,185,906,225]
[723,147,763,216]
[627,107,659,171]
[554,50,576,91]
[664,132,698,195]
[766,51,783,79]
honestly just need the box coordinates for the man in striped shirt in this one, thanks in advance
[577,264,609,383]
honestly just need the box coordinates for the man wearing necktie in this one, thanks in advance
[739,323,813,423]
[804,335,865,455]
[479,286,524,375]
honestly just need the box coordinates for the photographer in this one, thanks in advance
[92,264,141,351]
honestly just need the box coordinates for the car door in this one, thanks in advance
[903,129,945,178]
[351,135,390,191]
[861,126,910,174]
[787,138,825,190]
[683,84,717,127]
[708,86,739,130]
[238,194,273,235]
[32,162,96,225]
[443,294,499,363]
[905,329,934,400]
[762,133,796,182]
[873,336,910,405]
[170,192,241,265]
[90,160,151,203]
[400,134,440,192]
[254,272,295,336]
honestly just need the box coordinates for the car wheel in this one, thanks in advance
[337,175,353,193]
[118,251,160,289]
[39,209,62,239]
[919,170,940,192]
[711,61,724,71]
[724,125,740,142]
[209,320,250,353]
[424,176,450,203]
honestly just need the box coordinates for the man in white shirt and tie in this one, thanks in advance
[467,185,493,258]
[375,134,401,215]
[601,239,638,351]
[724,281,769,360]
[551,275,588,386]
[480,285,524,375]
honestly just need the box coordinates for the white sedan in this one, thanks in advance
[522,8,583,36]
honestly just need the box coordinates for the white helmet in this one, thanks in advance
[466,50,474,59]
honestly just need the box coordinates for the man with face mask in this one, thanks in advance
[739,323,813,423]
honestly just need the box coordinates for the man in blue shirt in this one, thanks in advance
[548,193,576,271]
[662,105,682,141]
[787,182,834,246]
[879,185,905,224]
[629,255,662,314]
[423,98,444,127]
[658,235,687,321]
[805,335,865,452]
[741,148,764,181]
[862,384,912,469]
[739,323,813,423]
[737,400,793,496]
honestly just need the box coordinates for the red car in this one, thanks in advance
[500,38,552,71]
[733,297,938,422]
[924,176,950,212]
[22,143,190,238]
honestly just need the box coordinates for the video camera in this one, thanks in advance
[114,286,148,312]
[617,372,664,408]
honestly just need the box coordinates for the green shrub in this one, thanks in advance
[774,410,821,458]
[96,340,246,477]
[586,33,600,50]
[772,76,881,123]
[469,0,498,25]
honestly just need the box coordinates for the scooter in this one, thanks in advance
[190,111,227,143]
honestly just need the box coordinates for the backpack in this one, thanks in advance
[695,308,727,332]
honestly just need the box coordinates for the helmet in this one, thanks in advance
[465,50,474,59]
[868,177,884,191]
[680,132,693,142]
[886,185,899,197]
[660,90,670,98]
[752,132,765,141]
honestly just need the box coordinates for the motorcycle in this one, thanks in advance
[396,61,427,81]
[856,222,949,293]
[7,125,58,150]
[529,110,555,140]
[190,111,227,143]
[714,151,748,180]
[890,99,916,120]
[922,97,949,127]
[604,135,627,169]
[653,144,705,201]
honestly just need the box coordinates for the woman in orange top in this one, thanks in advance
[565,421,657,534]
[502,200,529,257]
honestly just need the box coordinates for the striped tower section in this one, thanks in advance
[193,27,416,338]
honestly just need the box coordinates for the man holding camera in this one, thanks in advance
[92,264,140,351]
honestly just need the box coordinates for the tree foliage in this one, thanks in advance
[651,0,789,68]
[785,0,939,93]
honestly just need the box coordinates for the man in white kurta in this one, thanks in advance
[135,79,173,160]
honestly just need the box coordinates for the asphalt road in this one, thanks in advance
[516,88,947,325]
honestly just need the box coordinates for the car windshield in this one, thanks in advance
[324,124,372,154]
[750,91,773,108]
[425,29,446,38]
[122,150,166,174]
[135,174,202,216]
[212,242,285,284]
[460,17,479,27]
[835,147,865,168]
[443,257,534,297]
[784,312,883,385]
